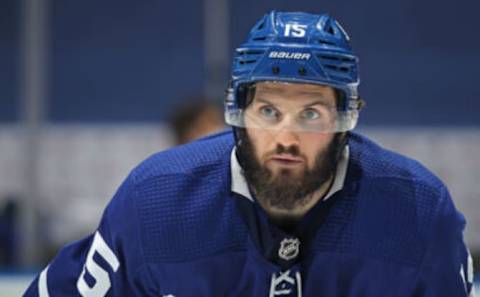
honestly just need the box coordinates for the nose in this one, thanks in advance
[269,114,300,147]
[272,127,300,148]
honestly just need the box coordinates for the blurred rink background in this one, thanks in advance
[0,0,479,295]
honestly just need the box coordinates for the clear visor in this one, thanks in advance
[225,101,358,133]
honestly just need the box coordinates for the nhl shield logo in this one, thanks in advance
[278,238,300,261]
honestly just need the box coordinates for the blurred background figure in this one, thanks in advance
[170,99,225,145]
[0,196,18,267]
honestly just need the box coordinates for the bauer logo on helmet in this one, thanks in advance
[268,51,311,60]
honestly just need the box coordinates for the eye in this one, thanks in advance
[259,106,279,119]
[301,109,321,120]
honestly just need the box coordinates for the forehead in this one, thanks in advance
[253,81,336,105]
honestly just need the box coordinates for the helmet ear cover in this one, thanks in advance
[236,83,256,109]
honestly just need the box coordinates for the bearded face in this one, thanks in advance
[236,128,344,210]
[234,82,346,211]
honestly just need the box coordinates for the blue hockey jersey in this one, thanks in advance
[24,131,475,297]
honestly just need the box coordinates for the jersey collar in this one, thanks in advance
[230,145,349,202]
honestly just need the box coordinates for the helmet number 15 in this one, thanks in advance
[284,24,307,37]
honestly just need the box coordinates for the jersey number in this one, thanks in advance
[77,232,120,297]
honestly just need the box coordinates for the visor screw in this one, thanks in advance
[272,66,280,74]
[298,67,307,76]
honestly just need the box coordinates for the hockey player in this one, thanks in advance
[25,11,474,297]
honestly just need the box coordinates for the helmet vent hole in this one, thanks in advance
[252,36,267,41]
[257,22,265,30]
[318,55,340,61]
[317,39,336,46]
[324,64,350,73]
[341,57,355,62]
[326,25,335,35]
[239,60,256,65]
[298,67,307,75]
[239,50,265,55]
[272,66,280,74]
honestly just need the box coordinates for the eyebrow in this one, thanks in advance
[256,86,330,97]
[254,97,334,108]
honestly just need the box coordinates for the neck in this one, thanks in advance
[257,173,334,225]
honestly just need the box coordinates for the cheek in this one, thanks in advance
[246,128,273,160]
[299,133,334,166]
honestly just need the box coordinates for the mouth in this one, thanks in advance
[268,154,304,166]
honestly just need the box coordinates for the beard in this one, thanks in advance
[236,129,345,210]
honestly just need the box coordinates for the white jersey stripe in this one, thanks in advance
[467,251,474,286]
[38,265,50,297]
[467,250,476,297]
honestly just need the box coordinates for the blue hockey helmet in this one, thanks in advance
[225,11,361,132]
